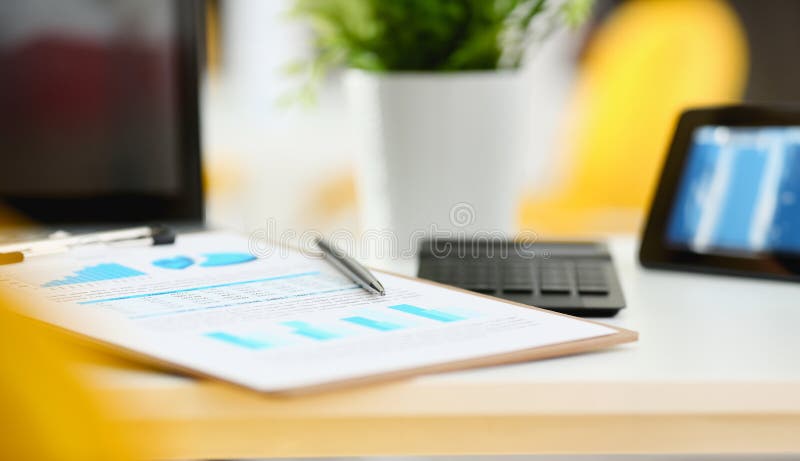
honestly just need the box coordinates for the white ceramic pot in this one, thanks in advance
[344,70,532,253]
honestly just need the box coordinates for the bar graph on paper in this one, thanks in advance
[39,250,256,288]
[43,263,146,287]
[205,304,479,350]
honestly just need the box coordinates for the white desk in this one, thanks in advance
[87,237,800,459]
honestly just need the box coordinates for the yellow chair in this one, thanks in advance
[0,291,133,461]
[519,0,748,237]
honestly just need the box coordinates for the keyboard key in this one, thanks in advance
[540,280,572,294]
[502,263,534,293]
[576,263,609,295]
[540,284,571,295]
[539,261,573,295]
[457,259,495,293]
[578,285,609,295]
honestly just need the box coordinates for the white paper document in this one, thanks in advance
[0,232,620,393]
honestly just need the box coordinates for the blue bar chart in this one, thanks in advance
[43,263,146,287]
[205,332,271,350]
[388,304,465,322]
[343,316,405,331]
[205,304,474,350]
[282,321,341,341]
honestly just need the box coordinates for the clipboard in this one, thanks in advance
[0,231,638,395]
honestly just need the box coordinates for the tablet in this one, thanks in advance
[640,105,800,281]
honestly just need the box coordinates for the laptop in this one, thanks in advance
[0,0,204,240]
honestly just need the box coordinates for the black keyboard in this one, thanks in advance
[417,240,625,317]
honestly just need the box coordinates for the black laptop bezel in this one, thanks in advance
[639,105,800,281]
[2,0,204,226]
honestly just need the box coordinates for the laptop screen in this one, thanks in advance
[0,0,203,224]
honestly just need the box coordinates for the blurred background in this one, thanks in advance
[201,0,800,243]
[4,0,800,244]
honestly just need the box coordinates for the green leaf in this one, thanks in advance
[560,0,594,28]
[285,0,594,105]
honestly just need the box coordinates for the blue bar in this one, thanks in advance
[206,332,270,350]
[343,316,404,332]
[389,304,464,322]
[283,321,340,341]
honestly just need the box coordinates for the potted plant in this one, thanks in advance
[292,0,593,250]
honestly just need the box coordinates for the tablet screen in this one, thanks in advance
[666,125,800,256]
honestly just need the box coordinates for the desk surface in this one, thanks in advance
[86,237,800,460]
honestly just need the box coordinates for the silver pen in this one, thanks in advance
[315,238,386,296]
[0,225,175,264]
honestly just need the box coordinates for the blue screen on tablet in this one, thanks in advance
[667,125,800,255]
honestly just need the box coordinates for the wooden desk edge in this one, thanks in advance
[91,372,800,459]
